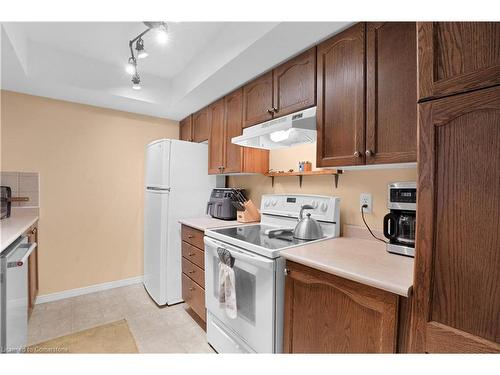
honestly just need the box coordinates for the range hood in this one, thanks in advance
[232,107,317,150]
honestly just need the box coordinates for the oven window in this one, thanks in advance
[212,257,256,324]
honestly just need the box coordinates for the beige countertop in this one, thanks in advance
[280,237,414,297]
[178,215,246,231]
[1,207,39,252]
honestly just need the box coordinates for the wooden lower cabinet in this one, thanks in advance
[27,224,39,318]
[283,261,400,353]
[181,224,206,323]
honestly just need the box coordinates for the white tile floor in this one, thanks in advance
[28,283,215,353]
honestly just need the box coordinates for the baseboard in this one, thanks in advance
[35,275,144,304]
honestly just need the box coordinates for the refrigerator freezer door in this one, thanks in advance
[145,139,170,188]
[143,190,169,305]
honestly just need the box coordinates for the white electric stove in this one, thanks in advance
[204,194,340,353]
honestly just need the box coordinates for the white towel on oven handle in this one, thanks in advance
[218,262,237,319]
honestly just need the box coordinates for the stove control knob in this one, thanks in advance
[264,200,270,208]
[320,202,328,212]
[271,200,277,207]
[311,200,318,209]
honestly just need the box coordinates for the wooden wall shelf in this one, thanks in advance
[265,170,342,188]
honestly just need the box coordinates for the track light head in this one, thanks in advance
[131,73,141,90]
[126,57,137,75]
[135,38,148,59]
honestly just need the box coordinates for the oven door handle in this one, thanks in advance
[7,242,37,268]
[204,237,274,269]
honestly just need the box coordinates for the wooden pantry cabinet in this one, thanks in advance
[283,261,399,353]
[208,89,269,175]
[316,22,418,168]
[242,47,316,128]
[192,107,210,143]
[417,22,500,101]
[181,224,206,323]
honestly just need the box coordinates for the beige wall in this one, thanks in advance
[1,90,179,295]
[229,143,416,231]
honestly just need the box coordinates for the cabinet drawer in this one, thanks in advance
[182,273,206,322]
[182,257,205,288]
[181,225,204,249]
[182,241,205,269]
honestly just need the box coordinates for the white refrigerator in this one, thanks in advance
[143,139,221,305]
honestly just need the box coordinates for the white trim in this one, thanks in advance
[35,275,144,304]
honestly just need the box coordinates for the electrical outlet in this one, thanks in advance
[360,193,372,213]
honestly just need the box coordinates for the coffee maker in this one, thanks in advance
[383,182,416,257]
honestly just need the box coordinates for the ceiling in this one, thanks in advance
[1,22,352,120]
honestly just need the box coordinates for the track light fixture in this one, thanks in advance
[126,22,168,89]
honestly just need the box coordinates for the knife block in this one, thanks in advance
[237,200,261,223]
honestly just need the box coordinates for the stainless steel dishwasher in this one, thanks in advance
[0,236,37,353]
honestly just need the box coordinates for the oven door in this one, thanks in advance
[204,236,276,353]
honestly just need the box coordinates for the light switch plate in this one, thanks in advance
[360,193,372,213]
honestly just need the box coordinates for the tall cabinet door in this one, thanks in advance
[418,22,500,101]
[411,86,500,353]
[273,47,316,117]
[223,89,243,174]
[179,115,192,142]
[208,99,226,174]
[242,71,274,128]
[365,22,417,164]
[192,107,210,143]
[316,23,365,167]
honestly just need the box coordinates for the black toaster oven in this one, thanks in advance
[1,186,12,220]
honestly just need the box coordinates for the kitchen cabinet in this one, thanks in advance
[417,22,500,101]
[242,71,274,128]
[365,22,417,164]
[242,47,316,128]
[317,22,418,168]
[411,85,500,353]
[208,89,269,175]
[181,224,206,323]
[283,260,399,353]
[316,23,366,168]
[272,47,316,117]
[179,115,192,142]
[208,98,226,174]
[27,224,38,318]
[192,107,210,143]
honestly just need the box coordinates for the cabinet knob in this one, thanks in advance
[187,234,193,238]
[188,252,195,256]
[189,287,195,291]
[188,270,195,274]
[353,151,361,157]
[272,107,278,113]
[365,149,373,156]
[267,109,274,114]
[284,268,289,276]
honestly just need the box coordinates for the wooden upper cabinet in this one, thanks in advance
[411,86,500,353]
[192,107,210,143]
[179,115,192,142]
[223,89,244,174]
[418,22,500,101]
[366,22,417,164]
[207,99,226,174]
[283,261,399,353]
[242,71,274,128]
[273,47,316,117]
[316,23,365,168]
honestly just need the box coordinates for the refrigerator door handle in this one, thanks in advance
[7,243,37,268]
[146,186,171,192]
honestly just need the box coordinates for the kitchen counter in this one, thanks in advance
[178,215,245,231]
[1,208,39,252]
[280,237,414,297]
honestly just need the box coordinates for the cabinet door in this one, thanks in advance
[418,22,500,101]
[192,107,210,143]
[283,261,398,353]
[273,47,316,117]
[179,115,192,142]
[316,23,365,167]
[208,99,226,174]
[411,86,500,353]
[223,89,243,173]
[366,22,417,164]
[242,71,273,128]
